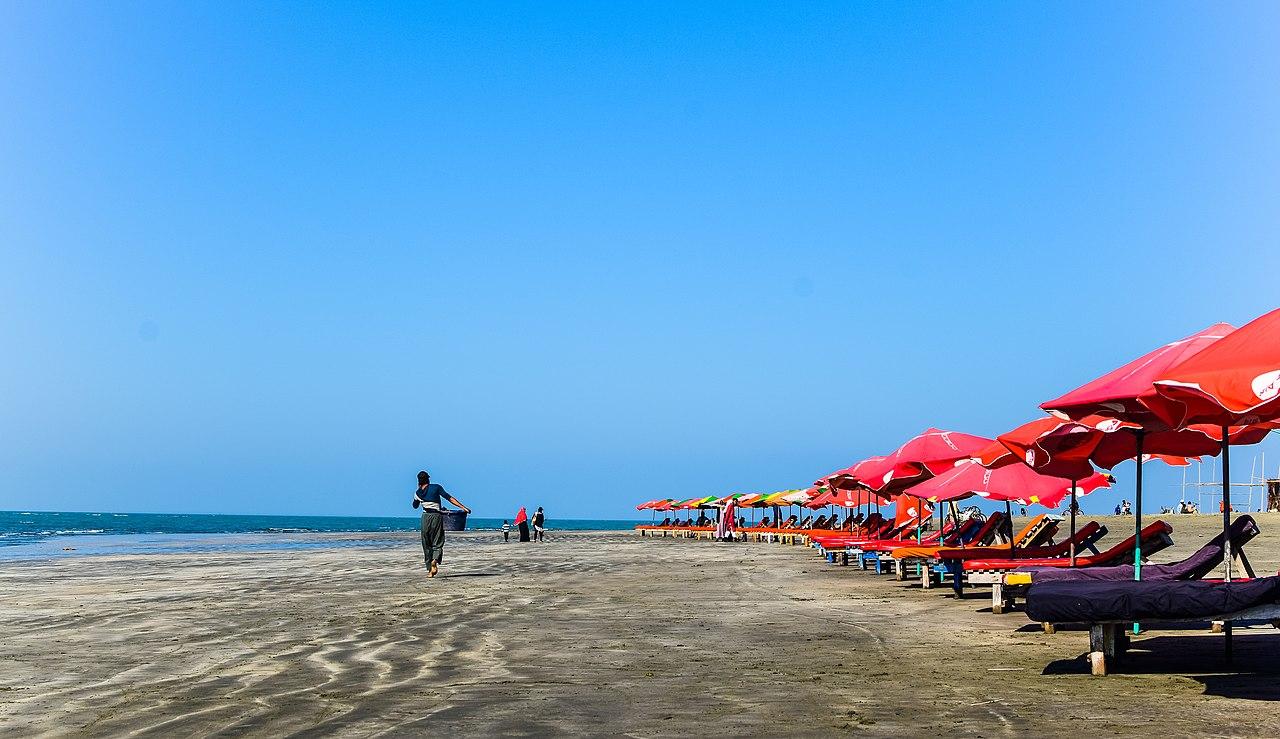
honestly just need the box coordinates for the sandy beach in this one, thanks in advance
[2,514,1279,737]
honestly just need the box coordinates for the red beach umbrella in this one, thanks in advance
[1149,308,1280,428]
[874,428,995,489]
[986,415,1117,563]
[912,459,1112,563]
[995,415,1104,481]
[1082,420,1272,470]
[809,487,879,508]
[1041,323,1238,583]
[1042,323,1235,427]
[912,459,1112,509]
[818,455,889,491]
[1147,307,1280,663]
[865,429,995,540]
[1150,308,1280,584]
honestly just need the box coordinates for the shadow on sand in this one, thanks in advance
[1039,631,1280,698]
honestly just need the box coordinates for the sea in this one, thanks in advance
[0,511,641,560]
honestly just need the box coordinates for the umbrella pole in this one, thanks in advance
[1134,429,1144,578]
[1068,480,1078,567]
[1133,430,1144,637]
[1006,500,1015,559]
[1221,424,1233,665]
[1221,425,1233,580]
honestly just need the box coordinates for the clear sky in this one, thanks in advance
[3,3,1279,520]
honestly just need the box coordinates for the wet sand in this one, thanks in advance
[2,513,1279,737]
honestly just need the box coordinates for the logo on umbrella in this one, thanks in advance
[1252,369,1280,401]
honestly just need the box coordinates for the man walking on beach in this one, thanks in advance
[412,471,470,578]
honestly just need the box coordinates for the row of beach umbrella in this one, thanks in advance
[638,308,1280,583]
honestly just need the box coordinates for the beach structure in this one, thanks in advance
[633,306,1280,677]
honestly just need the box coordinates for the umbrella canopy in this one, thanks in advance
[862,428,994,493]
[1041,322,1234,428]
[911,459,1113,508]
[817,456,889,491]
[1081,419,1272,469]
[778,489,815,505]
[809,487,880,508]
[1149,308,1280,428]
[994,415,1104,481]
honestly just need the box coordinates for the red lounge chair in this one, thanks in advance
[889,512,1012,562]
[962,521,1174,572]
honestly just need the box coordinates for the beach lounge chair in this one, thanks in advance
[857,517,979,575]
[959,520,1174,604]
[809,514,888,558]
[888,512,1013,566]
[888,512,1046,586]
[835,516,926,568]
[935,521,1108,604]
[810,515,898,562]
[1020,515,1259,584]
[990,516,1261,614]
[1024,575,1280,675]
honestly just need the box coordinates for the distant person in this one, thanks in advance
[412,470,471,578]
[1114,503,1122,515]
[515,507,531,542]
[1019,507,1027,517]
[501,520,511,542]
[532,506,546,542]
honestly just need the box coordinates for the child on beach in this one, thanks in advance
[502,520,511,542]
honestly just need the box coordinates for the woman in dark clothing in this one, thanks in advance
[532,506,545,542]
[412,471,470,577]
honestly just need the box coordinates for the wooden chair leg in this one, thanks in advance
[1089,624,1110,676]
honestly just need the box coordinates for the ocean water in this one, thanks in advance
[0,511,642,559]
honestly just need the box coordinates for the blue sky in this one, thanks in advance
[3,3,1279,519]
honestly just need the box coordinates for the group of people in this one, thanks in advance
[411,470,550,578]
[500,507,546,543]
